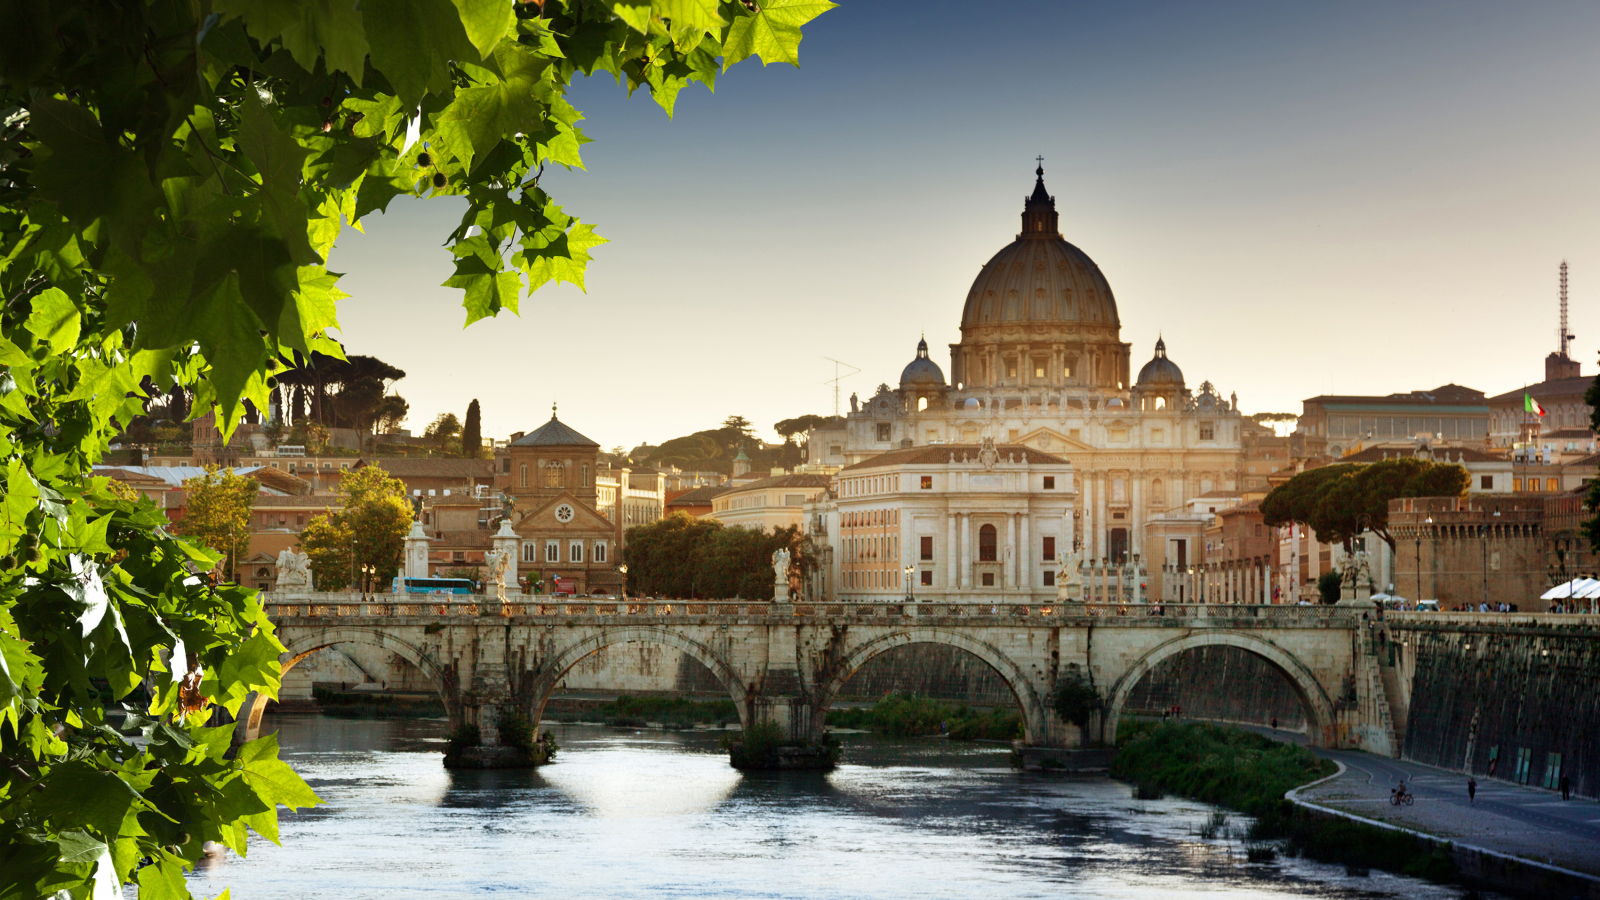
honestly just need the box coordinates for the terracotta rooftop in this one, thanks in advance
[842,444,1069,471]
[1487,376,1595,403]
[719,473,834,493]
[357,458,496,478]
[667,485,731,506]
[509,415,599,447]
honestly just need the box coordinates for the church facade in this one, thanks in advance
[808,166,1245,574]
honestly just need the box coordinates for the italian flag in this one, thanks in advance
[1525,393,1546,417]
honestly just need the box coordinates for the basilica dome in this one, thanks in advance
[958,167,1120,334]
[899,338,945,388]
[1136,337,1184,386]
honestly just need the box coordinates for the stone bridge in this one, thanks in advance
[241,594,1400,756]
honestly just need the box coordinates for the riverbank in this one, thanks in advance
[1113,722,1457,882]
[824,693,1021,740]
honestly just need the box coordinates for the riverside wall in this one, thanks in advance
[1386,613,1600,797]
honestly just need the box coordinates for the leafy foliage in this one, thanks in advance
[1317,571,1343,605]
[462,399,482,459]
[621,514,808,599]
[824,693,1022,741]
[300,465,411,590]
[176,467,260,578]
[0,0,831,893]
[1051,673,1101,728]
[1260,458,1468,551]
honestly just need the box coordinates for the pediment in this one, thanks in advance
[514,492,613,535]
[1018,426,1094,453]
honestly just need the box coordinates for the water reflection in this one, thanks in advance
[179,715,1496,900]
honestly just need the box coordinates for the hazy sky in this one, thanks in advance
[327,0,1600,450]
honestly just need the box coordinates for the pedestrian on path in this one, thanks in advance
[1270,716,1278,731]
[1467,777,1476,805]
[1560,774,1571,800]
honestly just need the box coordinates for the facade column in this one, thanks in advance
[1131,474,1143,558]
[1020,513,1031,595]
[1005,515,1017,591]
[1095,471,1108,562]
[946,513,957,595]
[960,514,971,590]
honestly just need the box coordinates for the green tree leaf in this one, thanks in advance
[722,0,835,68]
[23,288,80,353]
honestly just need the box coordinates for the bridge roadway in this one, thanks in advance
[244,594,1389,756]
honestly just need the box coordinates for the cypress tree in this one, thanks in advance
[462,399,481,459]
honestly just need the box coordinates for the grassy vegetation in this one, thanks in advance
[312,686,446,719]
[543,694,742,729]
[1114,721,1456,882]
[825,694,1022,741]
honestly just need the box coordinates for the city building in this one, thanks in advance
[806,166,1245,564]
[665,484,730,519]
[494,410,621,596]
[1295,384,1491,461]
[819,442,1076,603]
[1488,351,1594,447]
[709,473,833,532]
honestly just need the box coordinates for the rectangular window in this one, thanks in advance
[593,542,607,563]
[1033,363,1045,378]
[1513,478,1523,492]
[920,569,932,586]
[1548,478,1559,492]
[920,475,933,490]
[569,541,583,563]
[981,572,995,587]
[1042,536,1056,560]
[1481,475,1493,490]
[920,536,934,561]
[1199,423,1215,441]
[1043,570,1055,586]
[502,457,511,473]
[876,423,891,441]
[545,541,559,563]
[1008,429,1019,442]
[1043,476,1055,489]
[296,514,305,526]
[453,551,465,563]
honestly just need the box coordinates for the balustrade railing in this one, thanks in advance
[263,592,1358,624]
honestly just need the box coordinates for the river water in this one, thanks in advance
[185,715,1487,899]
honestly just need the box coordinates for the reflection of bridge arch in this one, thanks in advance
[532,627,749,729]
[1103,631,1336,747]
[239,627,455,743]
[817,628,1049,744]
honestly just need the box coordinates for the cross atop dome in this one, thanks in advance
[1023,159,1058,235]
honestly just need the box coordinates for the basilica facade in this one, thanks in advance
[809,166,1245,576]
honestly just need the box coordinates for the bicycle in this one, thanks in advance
[1390,790,1415,806]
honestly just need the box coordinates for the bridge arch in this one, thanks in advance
[1102,630,1337,747]
[530,626,749,729]
[236,627,455,744]
[816,628,1050,744]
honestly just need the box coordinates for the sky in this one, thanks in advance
[326,0,1600,451]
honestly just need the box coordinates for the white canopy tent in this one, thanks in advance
[1540,577,1600,610]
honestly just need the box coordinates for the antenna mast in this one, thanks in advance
[1559,260,1571,358]
[821,358,860,417]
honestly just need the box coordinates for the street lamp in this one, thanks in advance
[904,564,915,602]
[619,563,629,600]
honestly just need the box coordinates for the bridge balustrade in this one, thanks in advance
[263,593,1357,625]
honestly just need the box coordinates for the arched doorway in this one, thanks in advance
[815,628,1050,745]
[1102,632,1335,747]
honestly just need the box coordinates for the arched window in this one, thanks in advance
[582,464,590,487]
[545,465,563,488]
[520,464,528,487]
[1155,396,1166,410]
[979,524,997,562]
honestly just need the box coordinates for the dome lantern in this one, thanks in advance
[1022,159,1059,236]
[899,336,946,390]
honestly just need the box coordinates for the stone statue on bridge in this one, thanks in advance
[1057,547,1083,602]
[772,547,792,602]
[483,549,510,603]
[275,547,312,590]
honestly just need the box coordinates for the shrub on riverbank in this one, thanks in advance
[1113,721,1455,883]
[825,694,1022,740]
[544,694,741,729]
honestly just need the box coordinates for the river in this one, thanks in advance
[183,715,1489,899]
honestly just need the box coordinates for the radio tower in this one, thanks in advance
[1558,260,1572,358]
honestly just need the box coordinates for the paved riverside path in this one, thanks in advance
[1228,722,1600,876]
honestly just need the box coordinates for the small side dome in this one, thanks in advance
[899,337,946,388]
[1136,337,1185,387]
[962,397,980,409]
